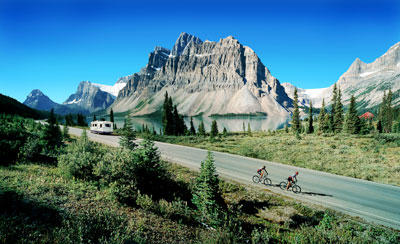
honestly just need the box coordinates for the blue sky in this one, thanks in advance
[1,0,399,103]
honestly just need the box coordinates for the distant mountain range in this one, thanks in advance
[283,42,400,110]
[23,79,128,115]
[21,33,400,117]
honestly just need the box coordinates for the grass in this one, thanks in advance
[1,161,399,243]
[146,131,400,186]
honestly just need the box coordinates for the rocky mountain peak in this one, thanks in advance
[23,89,58,111]
[171,32,203,56]
[113,33,292,116]
[29,89,44,97]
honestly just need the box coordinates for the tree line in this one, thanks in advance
[291,84,398,135]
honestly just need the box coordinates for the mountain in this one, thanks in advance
[112,32,292,116]
[23,89,59,111]
[283,41,400,110]
[63,81,115,113]
[281,83,329,107]
[92,74,130,97]
[23,89,78,115]
[1,93,49,119]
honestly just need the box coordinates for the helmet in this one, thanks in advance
[263,165,266,169]
[296,171,299,175]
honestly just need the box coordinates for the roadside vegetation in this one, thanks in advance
[1,112,399,243]
[133,87,400,186]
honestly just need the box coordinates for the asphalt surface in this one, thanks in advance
[67,126,400,229]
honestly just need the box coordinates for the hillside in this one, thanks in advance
[0,93,49,119]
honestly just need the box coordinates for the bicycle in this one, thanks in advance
[252,171,272,186]
[279,180,301,194]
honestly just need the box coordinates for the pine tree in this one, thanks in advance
[292,88,301,133]
[307,101,314,134]
[198,121,206,136]
[62,125,70,141]
[384,90,393,133]
[110,109,116,129]
[43,108,63,151]
[223,127,228,137]
[93,114,97,122]
[162,92,173,135]
[318,99,327,133]
[247,123,252,136]
[330,84,338,133]
[334,87,343,133]
[210,120,218,138]
[192,151,224,227]
[190,117,196,135]
[345,95,361,134]
[119,116,137,150]
[243,122,246,134]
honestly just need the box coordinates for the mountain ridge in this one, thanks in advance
[111,32,293,117]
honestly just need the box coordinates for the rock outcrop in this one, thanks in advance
[112,33,292,116]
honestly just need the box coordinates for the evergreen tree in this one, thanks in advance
[285,124,289,133]
[162,92,173,135]
[334,87,343,133]
[384,90,393,133]
[192,151,224,227]
[307,101,314,134]
[318,99,328,133]
[62,125,70,141]
[243,122,246,134]
[93,114,97,122]
[247,123,252,136]
[330,84,338,132]
[345,95,361,134]
[198,121,206,136]
[110,109,116,129]
[190,117,196,135]
[377,120,383,133]
[210,120,218,138]
[65,113,74,126]
[119,116,137,150]
[223,127,228,137]
[292,88,301,133]
[43,108,62,151]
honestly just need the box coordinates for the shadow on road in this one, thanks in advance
[300,191,333,197]
[266,184,333,197]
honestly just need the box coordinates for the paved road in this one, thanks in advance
[68,127,400,229]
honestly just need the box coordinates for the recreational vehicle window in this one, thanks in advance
[105,124,111,127]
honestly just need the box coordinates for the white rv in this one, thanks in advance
[90,121,113,134]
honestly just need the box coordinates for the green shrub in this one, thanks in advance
[58,208,137,244]
[58,130,103,180]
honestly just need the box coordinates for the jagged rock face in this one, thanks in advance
[112,33,292,116]
[284,41,400,110]
[64,81,115,113]
[23,89,59,111]
[319,42,400,108]
[171,32,202,56]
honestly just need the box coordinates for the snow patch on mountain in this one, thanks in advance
[92,82,127,97]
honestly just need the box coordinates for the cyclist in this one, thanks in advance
[286,171,299,190]
[257,166,268,180]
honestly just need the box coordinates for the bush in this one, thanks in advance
[58,208,139,244]
[58,130,103,180]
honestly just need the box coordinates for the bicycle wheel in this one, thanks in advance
[279,181,287,190]
[263,178,272,186]
[292,185,301,194]
[252,175,260,184]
